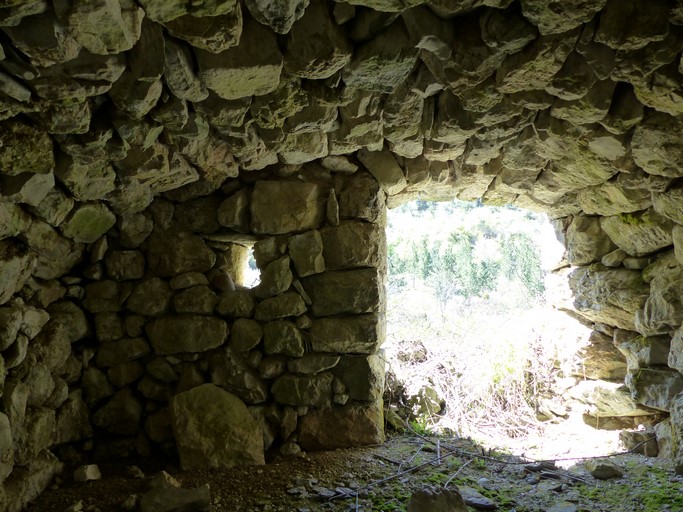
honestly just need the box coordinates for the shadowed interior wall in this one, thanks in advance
[2,0,683,509]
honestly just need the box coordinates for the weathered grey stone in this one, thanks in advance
[81,366,115,407]
[126,278,172,316]
[163,39,208,103]
[170,383,264,469]
[108,361,144,388]
[595,0,670,50]
[344,20,418,94]
[208,347,268,404]
[255,256,292,299]
[243,0,307,34]
[626,368,683,411]
[263,321,305,357]
[13,407,55,466]
[285,0,352,79]
[578,180,652,217]
[83,280,130,313]
[25,187,72,227]
[54,0,143,55]
[174,286,218,315]
[585,458,624,480]
[163,3,241,54]
[117,213,153,249]
[302,269,382,317]
[632,112,683,178]
[569,266,649,331]
[321,222,385,270]
[496,30,579,93]
[61,203,116,244]
[334,354,385,402]
[357,147,407,196]
[0,306,22,352]
[92,388,142,436]
[251,180,324,235]
[565,215,616,266]
[170,272,209,290]
[310,314,384,354]
[217,290,256,318]
[0,202,31,240]
[407,487,468,512]
[600,210,674,258]
[24,220,82,280]
[230,318,262,352]
[0,120,54,175]
[635,264,683,335]
[32,301,87,371]
[254,291,307,321]
[55,391,92,445]
[24,360,53,407]
[287,354,340,375]
[105,251,145,281]
[614,330,671,372]
[147,315,227,354]
[140,476,210,512]
[1,171,55,207]
[0,240,33,306]
[288,230,325,278]
[520,0,606,35]
[146,230,216,278]
[96,337,151,368]
[298,400,384,450]
[197,17,283,100]
[217,189,250,232]
[271,373,333,407]
[278,131,329,165]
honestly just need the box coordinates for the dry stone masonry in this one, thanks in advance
[1,0,683,508]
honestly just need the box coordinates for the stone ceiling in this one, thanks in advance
[1,0,682,225]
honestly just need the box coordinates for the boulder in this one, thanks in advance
[170,384,265,470]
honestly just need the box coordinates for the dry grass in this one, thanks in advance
[383,272,591,449]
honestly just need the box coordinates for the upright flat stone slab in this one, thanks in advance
[146,315,227,354]
[170,383,265,470]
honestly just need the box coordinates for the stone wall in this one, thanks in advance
[0,164,389,509]
[2,0,683,507]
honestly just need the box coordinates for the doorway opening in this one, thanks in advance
[383,199,630,462]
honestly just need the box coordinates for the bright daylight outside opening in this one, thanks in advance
[383,200,630,463]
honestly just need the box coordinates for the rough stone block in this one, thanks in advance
[250,180,324,235]
[170,383,264,470]
[197,17,282,100]
[321,222,386,270]
[302,269,382,317]
[263,321,305,357]
[271,373,333,407]
[298,400,384,450]
[146,315,228,355]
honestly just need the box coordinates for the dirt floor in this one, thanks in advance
[26,431,683,512]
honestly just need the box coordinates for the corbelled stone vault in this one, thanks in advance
[2,0,683,508]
